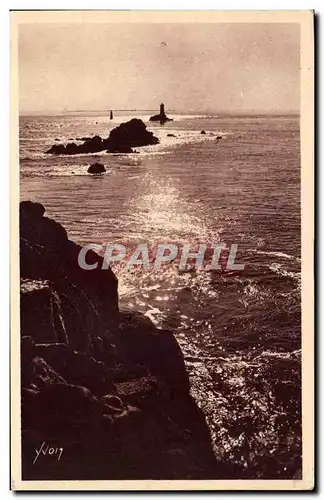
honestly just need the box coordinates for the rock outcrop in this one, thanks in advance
[107,118,158,150]
[20,200,119,356]
[149,103,173,125]
[87,162,106,174]
[20,201,217,480]
[45,119,159,155]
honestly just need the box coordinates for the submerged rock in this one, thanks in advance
[87,162,106,174]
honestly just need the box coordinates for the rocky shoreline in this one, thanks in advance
[20,201,218,480]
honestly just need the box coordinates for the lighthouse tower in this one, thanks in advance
[149,103,173,123]
[160,103,165,116]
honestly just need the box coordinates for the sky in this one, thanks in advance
[18,23,300,114]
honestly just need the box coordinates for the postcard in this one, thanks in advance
[10,10,314,491]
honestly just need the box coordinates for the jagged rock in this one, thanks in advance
[20,200,45,219]
[118,310,190,393]
[21,335,36,363]
[82,135,105,153]
[201,130,206,134]
[46,143,77,155]
[34,343,115,396]
[149,103,173,124]
[87,162,106,174]
[101,394,126,415]
[22,356,68,390]
[20,201,218,481]
[36,383,105,423]
[107,118,159,149]
[45,119,158,155]
[46,136,107,155]
[20,201,119,354]
[21,279,68,344]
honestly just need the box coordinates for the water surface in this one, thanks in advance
[20,112,301,478]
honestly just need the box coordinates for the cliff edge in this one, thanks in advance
[19,201,217,480]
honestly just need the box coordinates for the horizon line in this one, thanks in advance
[19,108,300,117]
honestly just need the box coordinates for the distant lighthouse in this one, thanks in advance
[110,110,113,120]
[149,103,173,124]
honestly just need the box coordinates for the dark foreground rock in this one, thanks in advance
[45,119,159,155]
[149,103,173,124]
[87,162,106,174]
[20,201,217,480]
[20,200,119,355]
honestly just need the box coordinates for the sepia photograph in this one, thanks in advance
[10,10,314,491]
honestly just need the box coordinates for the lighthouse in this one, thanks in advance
[160,103,165,116]
[149,103,173,124]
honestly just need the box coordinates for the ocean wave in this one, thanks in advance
[137,130,226,153]
[20,152,49,160]
[21,163,114,177]
[189,115,219,120]
[254,249,300,262]
[20,130,227,164]
[254,349,301,361]
[20,137,53,142]
[269,262,301,283]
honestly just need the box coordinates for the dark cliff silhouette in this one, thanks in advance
[20,201,219,480]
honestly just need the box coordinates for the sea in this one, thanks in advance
[20,111,301,479]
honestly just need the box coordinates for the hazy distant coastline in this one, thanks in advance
[19,109,300,117]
